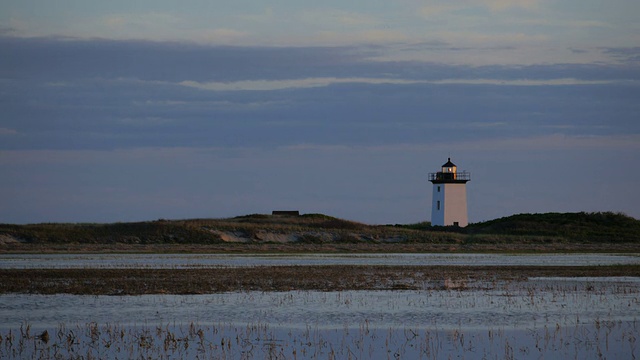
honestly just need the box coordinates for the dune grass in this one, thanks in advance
[1,212,638,255]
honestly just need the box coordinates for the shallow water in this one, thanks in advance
[2,278,638,330]
[2,252,639,269]
[1,277,638,359]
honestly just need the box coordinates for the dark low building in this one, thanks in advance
[272,211,300,216]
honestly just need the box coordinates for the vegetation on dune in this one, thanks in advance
[232,213,366,230]
[465,212,640,243]
[0,212,638,249]
[0,221,223,245]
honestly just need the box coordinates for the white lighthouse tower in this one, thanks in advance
[429,158,471,227]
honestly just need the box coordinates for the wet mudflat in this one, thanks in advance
[1,277,638,359]
[0,254,639,359]
[2,265,640,294]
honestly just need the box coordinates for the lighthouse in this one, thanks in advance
[429,158,471,227]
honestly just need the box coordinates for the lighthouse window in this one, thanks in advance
[437,186,440,192]
[437,201,440,210]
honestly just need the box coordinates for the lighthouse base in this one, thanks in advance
[431,183,468,227]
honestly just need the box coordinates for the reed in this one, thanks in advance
[3,317,637,359]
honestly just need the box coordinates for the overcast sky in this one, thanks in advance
[1,0,639,224]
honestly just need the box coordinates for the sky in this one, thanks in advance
[1,0,639,224]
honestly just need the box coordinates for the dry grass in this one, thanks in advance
[2,242,639,254]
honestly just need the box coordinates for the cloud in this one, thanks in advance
[1,36,638,154]
[0,26,18,36]
[483,0,540,12]
[313,29,408,45]
[101,12,185,39]
[278,133,640,154]
[237,7,275,23]
[4,132,636,169]
[178,77,418,91]
[178,77,616,92]
[419,0,533,18]
[446,134,640,152]
[420,0,540,16]
[419,4,460,17]
[299,9,382,28]
[103,12,183,28]
[430,78,613,86]
[434,31,548,46]
[0,37,369,82]
[2,36,636,86]
[116,117,175,127]
[196,29,248,44]
[0,127,18,135]
[603,47,640,64]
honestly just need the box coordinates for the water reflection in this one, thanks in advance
[1,277,638,359]
[3,278,638,330]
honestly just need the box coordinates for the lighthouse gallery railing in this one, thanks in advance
[428,171,471,181]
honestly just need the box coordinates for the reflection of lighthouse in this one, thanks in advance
[428,158,471,227]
